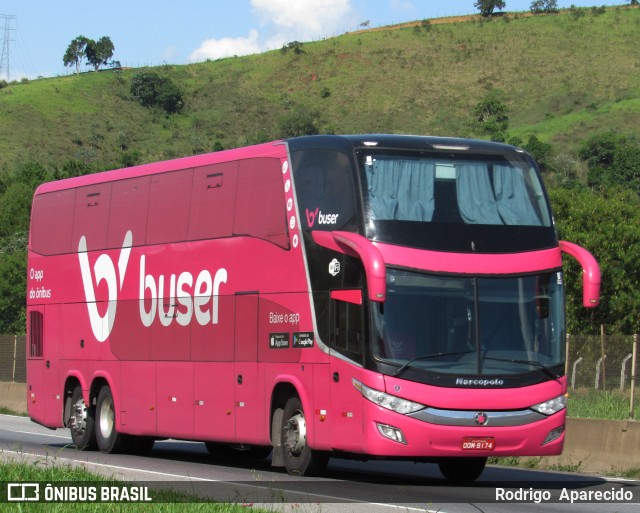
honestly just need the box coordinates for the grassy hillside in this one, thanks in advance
[0,5,639,171]
[0,5,639,336]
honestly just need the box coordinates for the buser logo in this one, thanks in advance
[78,230,229,342]
[78,231,132,343]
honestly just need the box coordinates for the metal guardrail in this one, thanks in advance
[1,334,637,409]
[0,334,26,383]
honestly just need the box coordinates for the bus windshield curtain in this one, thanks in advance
[456,164,542,226]
[366,159,435,221]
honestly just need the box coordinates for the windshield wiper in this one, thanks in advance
[392,350,473,377]
[482,356,560,380]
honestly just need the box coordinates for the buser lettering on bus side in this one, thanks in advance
[139,254,227,328]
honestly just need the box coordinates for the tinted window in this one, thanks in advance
[72,183,112,252]
[292,149,358,232]
[30,189,76,255]
[234,158,288,248]
[146,169,193,245]
[108,176,150,249]
[189,162,238,241]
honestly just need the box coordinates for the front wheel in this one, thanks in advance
[95,385,129,454]
[438,457,487,482]
[69,385,96,451]
[281,397,328,476]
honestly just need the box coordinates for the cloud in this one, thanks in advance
[252,0,354,47]
[189,0,354,61]
[188,29,261,62]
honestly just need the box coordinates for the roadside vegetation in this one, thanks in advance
[0,5,639,337]
[0,460,269,511]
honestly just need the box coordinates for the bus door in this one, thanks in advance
[234,293,262,444]
[329,291,365,453]
[193,295,235,443]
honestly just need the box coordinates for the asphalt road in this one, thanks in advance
[0,413,638,513]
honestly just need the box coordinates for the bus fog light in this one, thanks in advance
[376,423,407,444]
[542,425,564,445]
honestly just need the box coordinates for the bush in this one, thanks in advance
[278,107,321,138]
[130,71,184,114]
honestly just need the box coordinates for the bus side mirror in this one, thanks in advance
[312,231,386,302]
[559,240,600,308]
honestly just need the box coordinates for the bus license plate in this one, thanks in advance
[462,437,495,451]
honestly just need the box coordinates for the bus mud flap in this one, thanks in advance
[271,408,284,467]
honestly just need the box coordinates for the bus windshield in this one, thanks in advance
[363,153,551,226]
[373,269,566,378]
[361,152,555,253]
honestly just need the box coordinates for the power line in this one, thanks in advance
[0,14,16,82]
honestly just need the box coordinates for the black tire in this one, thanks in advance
[205,442,272,460]
[95,385,129,454]
[438,457,487,482]
[69,385,97,450]
[280,397,328,476]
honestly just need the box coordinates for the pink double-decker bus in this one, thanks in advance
[26,135,599,482]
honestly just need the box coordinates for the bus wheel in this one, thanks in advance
[438,457,487,482]
[69,385,96,450]
[281,397,328,476]
[95,386,128,454]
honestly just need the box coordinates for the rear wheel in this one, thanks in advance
[69,385,96,450]
[281,397,328,476]
[95,385,129,454]
[438,457,487,482]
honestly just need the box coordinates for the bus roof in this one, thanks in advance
[34,134,529,196]
[34,140,286,195]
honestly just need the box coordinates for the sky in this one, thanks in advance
[0,0,629,80]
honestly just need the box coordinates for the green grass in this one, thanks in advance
[0,406,25,415]
[0,460,270,511]
[0,5,639,171]
[567,388,640,420]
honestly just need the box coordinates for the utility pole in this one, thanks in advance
[0,15,16,82]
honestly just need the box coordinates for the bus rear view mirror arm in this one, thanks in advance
[312,231,386,302]
[559,240,601,308]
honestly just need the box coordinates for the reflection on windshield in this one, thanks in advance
[374,270,565,376]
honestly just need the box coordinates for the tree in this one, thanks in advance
[550,186,640,335]
[64,35,115,73]
[63,36,90,74]
[278,107,321,137]
[530,0,558,13]
[470,91,509,140]
[85,36,115,71]
[474,0,506,17]
[130,71,184,114]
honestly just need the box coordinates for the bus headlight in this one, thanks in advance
[531,394,567,416]
[353,379,424,414]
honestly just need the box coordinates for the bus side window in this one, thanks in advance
[29,311,44,358]
[292,149,358,233]
[147,170,193,245]
[189,162,238,241]
[72,183,112,251]
[30,189,76,255]
[332,299,364,363]
[108,177,150,249]
[234,158,288,249]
